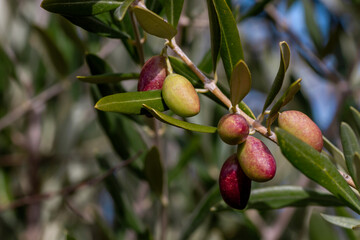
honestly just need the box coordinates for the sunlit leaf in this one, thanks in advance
[230,60,251,107]
[276,128,360,214]
[212,0,244,81]
[207,0,221,72]
[142,104,217,133]
[262,41,291,113]
[164,0,184,27]
[95,90,167,115]
[180,185,221,240]
[114,0,135,21]
[321,213,360,230]
[77,73,139,84]
[350,106,360,133]
[41,0,122,16]
[340,122,360,189]
[144,146,163,197]
[133,6,177,40]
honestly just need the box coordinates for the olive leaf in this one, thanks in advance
[41,0,122,16]
[95,90,168,115]
[276,128,360,214]
[340,122,360,189]
[142,104,217,133]
[212,0,244,81]
[164,0,184,27]
[323,136,346,170]
[320,213,360,230]
[206,0,221,73]
[262,41,291,114]
[133,6,177,40]
[114,0,136,21]
[266,78,301,131]
[230,60,251,107]
[77,73,139,84]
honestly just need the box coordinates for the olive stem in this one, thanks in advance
[167,38,278,143]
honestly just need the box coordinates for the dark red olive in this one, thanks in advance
[219,154,252,210]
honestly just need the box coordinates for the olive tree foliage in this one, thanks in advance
[1,0,360,239]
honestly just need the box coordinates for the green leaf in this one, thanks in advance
[95,90,167,115]
[323,136,346,170]
[262,41,291,113]
[77,73,139,84]
[206,0,221,72]
[66,232,77,240]
[144,146,163,197]
[85,53,113,74]
[276,128,360,214]
[32,25,68,76]
[133,6,177,40]
[321,213,360,230]
[340,122,360,188]
[266,78,301,130]
[230,60,251,107]
[41,0,122,16]
[97,155,145,233]
[64,13,130,39]
[354,153,360,192]
[114,0,135,21]
[164,0,184,27]
[247,186,345,210]
[350,106,360,133]
[180,185,221,240]
[142,105,217,133]
[303,0,323,51]
[212,0,244,81]
[197,50,213,74]
[169,56,255,119]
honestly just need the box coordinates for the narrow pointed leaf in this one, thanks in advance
[164,0,184,27]
[114,0,135,21]
[169,56,255,119]
[180,185,221,240]
[77,73,139,84]
[340,122,360,187]
[230,60,251,106]
[266,78,301,130]
[95,90,167,115]
[41,0,122,16]
[133,6,177,40]
[247,186,345,210]
[321,213,360,230]
[65,14,130,39]
[144,146,163,197]
[350,106,360,133]
[142,105,217,133]
[262,41,291,113]
[240,0,273,21]
[276,128,360,214]
[323,136,346,170]
[206,0,221,72]
[198,50,213,74]
[212,0,244,81]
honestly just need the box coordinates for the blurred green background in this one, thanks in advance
[1,0,360,239]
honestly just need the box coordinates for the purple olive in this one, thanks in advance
[278,110,323,152]
[219,154,252,210]
[138,55,167,91]
[237,136,276,182]
[217,113,249,145]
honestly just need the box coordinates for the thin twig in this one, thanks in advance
[0,152,141,212]
[167,38,278,143]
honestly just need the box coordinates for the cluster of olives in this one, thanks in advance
[138,55,324,211]
[138,55,200,117]
[218,110,323,210]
